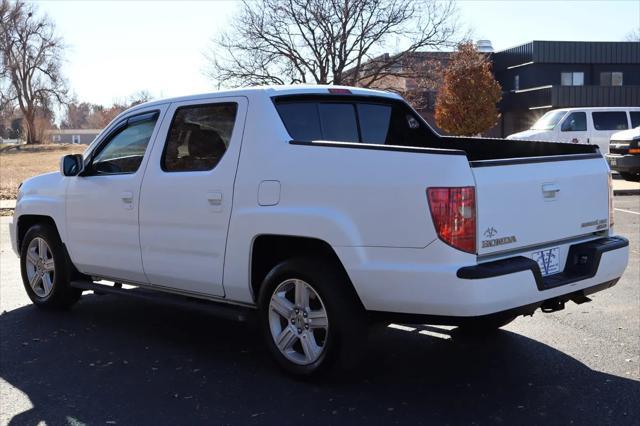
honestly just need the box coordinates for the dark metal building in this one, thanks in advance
[492,41,640,137]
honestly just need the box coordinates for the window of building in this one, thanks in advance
[561,72,584,86]
[600,72,623,86]
[592,111,628,131]
[162,103,238,172]
[514,75,520,91]
[630,111,640,128]
[561,112,587,132]
[90,112,158,175]
[52,134,61,142]
[72,135,81,144]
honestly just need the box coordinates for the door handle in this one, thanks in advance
[121,191,134,209]
[207,191,223,211]
[542,184,560,199]
[207,192,223,205]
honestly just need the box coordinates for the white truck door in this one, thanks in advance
[138,97,247,297]
[559,111,588,144]
[65,109,166,283]
[591,110,630,154]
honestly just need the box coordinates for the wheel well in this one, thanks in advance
[17,215,58,250]
[250,235,360,304]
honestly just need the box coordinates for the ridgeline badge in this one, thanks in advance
[482,227,517,248]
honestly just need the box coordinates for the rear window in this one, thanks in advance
[630,111,640,129]
[275,98,414,145]
[592,112,628,131]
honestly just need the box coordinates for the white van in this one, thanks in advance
[507,107,640,154]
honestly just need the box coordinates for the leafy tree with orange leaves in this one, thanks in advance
[435,42,502,136]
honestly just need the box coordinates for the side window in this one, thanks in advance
[90,113,158,175]
[276,103,322,141]
[357,104,392,144]
[630,112,640,128]
[317,103,359,142]
[162,103,238,172]
[276,100,409,145]
[592,112,629,131]
[561,112,587,132]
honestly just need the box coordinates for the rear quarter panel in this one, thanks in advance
[222,94,475,302]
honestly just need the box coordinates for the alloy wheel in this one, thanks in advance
[268,278,329,365]
[25,237,55,298]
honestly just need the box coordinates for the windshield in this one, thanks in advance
[531,110,567,130]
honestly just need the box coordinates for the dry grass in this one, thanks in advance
[0,144,87,200]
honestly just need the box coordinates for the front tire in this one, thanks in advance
[258,257,366,376]
[20,223,82,309]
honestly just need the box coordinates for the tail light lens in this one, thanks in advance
[427,187,476,253]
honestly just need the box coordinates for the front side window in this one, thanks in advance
[561,72,584,86]
[162,103,238,172]
[600,72,623,86]
[90,113,158,175]
[561,112,587,132]
[531,110,566,130]
[592,111,628,131]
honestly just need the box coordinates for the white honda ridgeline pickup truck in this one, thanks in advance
[10,86,629,375]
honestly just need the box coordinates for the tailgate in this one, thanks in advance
[472,156,609,255]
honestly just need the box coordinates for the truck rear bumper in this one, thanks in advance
[336,236,629,318]
[606,154,640,174]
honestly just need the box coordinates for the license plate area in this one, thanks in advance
[528,247,560,276]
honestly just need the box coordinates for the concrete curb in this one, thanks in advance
[0,200,16,209]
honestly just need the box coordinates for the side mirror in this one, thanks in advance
[60,154,84,177]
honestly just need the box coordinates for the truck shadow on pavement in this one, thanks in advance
[1,294,638,425]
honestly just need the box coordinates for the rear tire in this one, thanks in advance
[258,257,367,376]
[20,223,82,309]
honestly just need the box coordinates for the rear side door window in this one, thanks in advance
[592,112,629,131]
[630,111,640,128]
[161,103,238,172]
[561,112,587,132]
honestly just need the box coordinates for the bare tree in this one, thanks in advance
[0,0,67,144]
[205,0,458,88]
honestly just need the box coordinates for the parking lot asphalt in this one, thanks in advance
[1,196,638,425]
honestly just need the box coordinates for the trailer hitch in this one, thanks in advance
[541,298,565,313]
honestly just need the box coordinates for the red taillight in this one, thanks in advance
[427,187,476,253]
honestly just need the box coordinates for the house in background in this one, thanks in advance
[46,129,101,145]
[492,41,640,137]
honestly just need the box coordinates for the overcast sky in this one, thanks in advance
[35,0,640,107]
